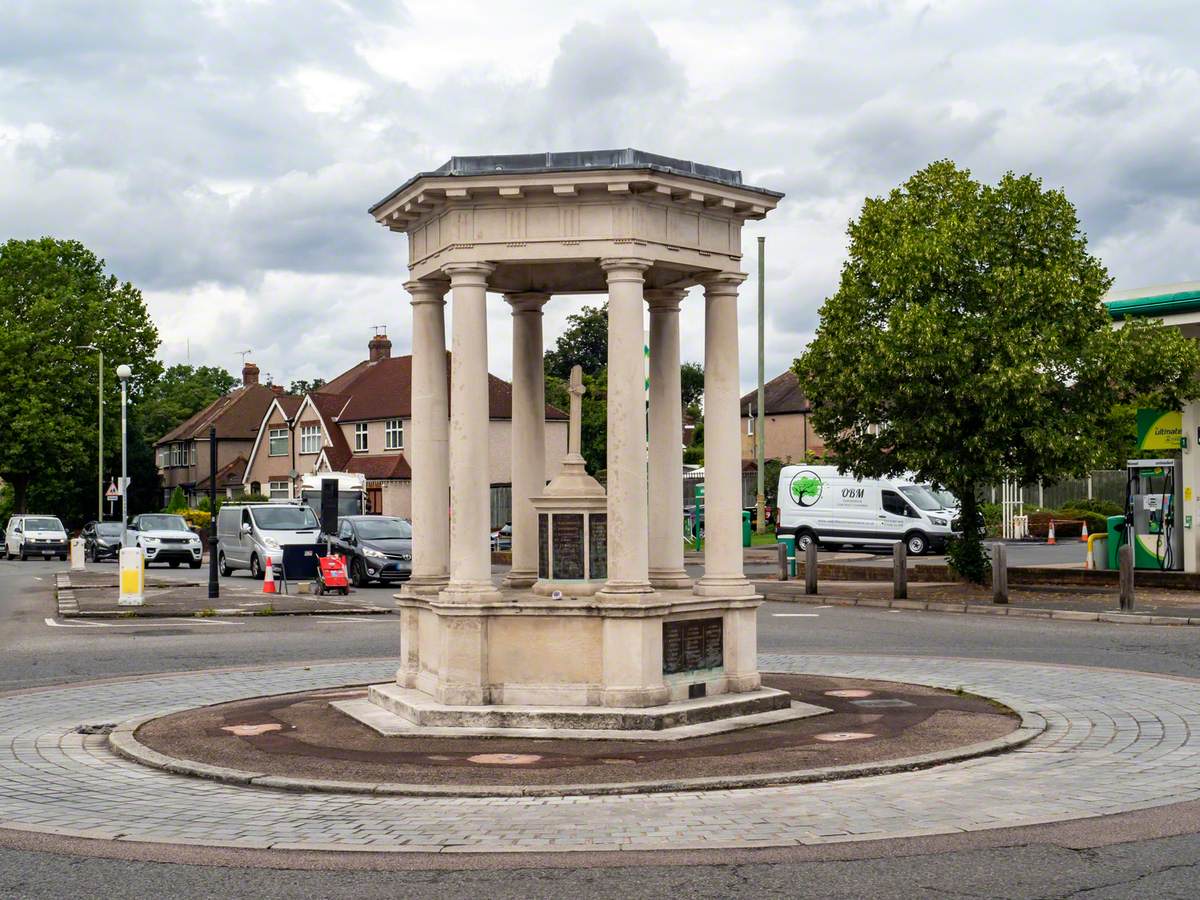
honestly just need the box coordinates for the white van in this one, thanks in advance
[216,501,322,578]
[777,466,960,555]
[4,515,69,561]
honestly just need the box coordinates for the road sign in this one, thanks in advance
[105,481,119,500]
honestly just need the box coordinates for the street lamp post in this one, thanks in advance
[76,345,104,521]
[755,236,767,533]
[116,364,131,545]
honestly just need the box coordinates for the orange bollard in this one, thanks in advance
[1080,521,1088,542]
[1047,519,1056,545]
[262,555,276,594]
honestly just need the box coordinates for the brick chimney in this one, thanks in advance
[271,384,284,395]
[369,332,392,362]
[242,362,260,386]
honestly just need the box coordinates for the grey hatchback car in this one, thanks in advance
[330,516,412,587]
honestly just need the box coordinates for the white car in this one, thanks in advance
[127,513,204,568]
[4,515,69,561]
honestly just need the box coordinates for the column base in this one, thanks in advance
[596,581,658,603]
[402,575,449,598]
[693,575,755,598]
[502,568,538,589]
[648,568,693,590]
[439,582,503,605]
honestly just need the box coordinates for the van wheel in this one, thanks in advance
[796,530,817,553]
[905,532,929,556]
[250,554,262,580]
[218,552,232,577]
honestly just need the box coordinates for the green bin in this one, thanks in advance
[742,510,752,547]
[777,534,796,577]
[1105,515,1125,571]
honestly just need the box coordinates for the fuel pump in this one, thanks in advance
[1123,459,1183,570]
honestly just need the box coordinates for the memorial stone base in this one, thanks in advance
[337,587,793,738]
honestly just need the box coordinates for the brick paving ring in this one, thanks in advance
[0,654,1198,853]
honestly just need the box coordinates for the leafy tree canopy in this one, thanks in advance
[681,361,705,408]
[0,237,160,520]
[544,304,608,381]
[795,160,1200,580]
[138,364,237,445]
[288,378,326,395]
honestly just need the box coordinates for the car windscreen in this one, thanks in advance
[24,518,63,531]
[933,489,958,508]
[354,518,412,540]
[251,506,320,531]
[137,515,190,531]
[897,485,943,511]
[96,523,123,537]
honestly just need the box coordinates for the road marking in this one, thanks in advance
[44,617,241,629]
[315,615,388,623]
[814,605,832,609]
[772,613,820,617]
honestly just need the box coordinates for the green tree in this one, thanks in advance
[544,304,608,381]
[288,378,326,395]
[137,364,238,446]
[680,361,705,408]
[166,486,187,513]
[796,161,1200,581]
[0,238,161,522]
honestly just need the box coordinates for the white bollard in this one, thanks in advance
[118,547,145,606]
[70,538,86,571]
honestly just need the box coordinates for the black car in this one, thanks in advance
[82,521,123,562]
[330,515,413,587]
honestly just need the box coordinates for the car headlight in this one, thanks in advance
[262,537,281,550]
[143,537,160,545]
[189,535,202,544]
[929,516,947,527]
[363,547,386,559]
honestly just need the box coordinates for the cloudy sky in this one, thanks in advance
[2,0,1197,392]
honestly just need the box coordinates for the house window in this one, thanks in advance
[268,427,288,456]
[268,480,289,499]
[300,425,321,454]
[170,443,184,467]
[385,418,403,450]
[190,443,197,466]
[354,422,368,452]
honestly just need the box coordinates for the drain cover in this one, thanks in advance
[851,699,915,709]
[825,689,874,698]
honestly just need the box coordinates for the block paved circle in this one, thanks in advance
[1,654,1198,854]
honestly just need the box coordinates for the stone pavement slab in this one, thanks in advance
[2,656,1200,854]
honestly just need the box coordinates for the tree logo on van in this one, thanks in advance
[789,471,823,507]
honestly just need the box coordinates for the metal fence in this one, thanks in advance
[985,470,1126,510]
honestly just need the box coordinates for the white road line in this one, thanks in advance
[44,617,242,629]
[772,613,820,617]
[315,615,388,623]
[814,605,832,609]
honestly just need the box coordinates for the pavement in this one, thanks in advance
[3,554,1200,896]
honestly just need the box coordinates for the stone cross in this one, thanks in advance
[567,364,585,458]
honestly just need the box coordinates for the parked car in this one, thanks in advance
[128,513,203,568]
[4,515,69,561]
[491,523,512,551]
[330,515,412,587]
[82,520,124,562]
[216,501,322,579]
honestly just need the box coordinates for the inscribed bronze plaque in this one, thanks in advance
[588,513,607,580]
[662,617,724,675]
[552,514,585,579]
[538,514,549,579]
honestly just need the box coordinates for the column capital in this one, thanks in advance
[504,292,551,314]
[645,288,687,311]
[405,279,448,304]
[442,261,496,286]
[699,272,748,296]
[600,257,653,281]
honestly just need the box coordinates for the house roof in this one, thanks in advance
[307,393,355,470]
[739,370,811,416]
[345,453,412,480]
[315,354,567,422]
[195,455,247,491]
[156,384,285,446]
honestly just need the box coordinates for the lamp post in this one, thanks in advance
[208,425,219,600]
[76,345,103,521]
[116,364,131,545]
[755,235,767,533]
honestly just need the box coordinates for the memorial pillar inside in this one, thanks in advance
[405,279,450,595]
[646,288,692,590]
[695,273,754,598]
[442,262,499,602]
[597,257,655,599]
[503,292,549,589]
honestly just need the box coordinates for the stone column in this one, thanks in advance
[405,279,450,596]
[503,292,549,589]
[695,273,754,598]
[442,262,500,602]
[598,257,655,599]
[646,288,692,589]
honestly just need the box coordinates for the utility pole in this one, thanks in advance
[755,236,767,533]
[208,425,219,600]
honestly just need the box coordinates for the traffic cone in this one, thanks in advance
[1047,519,1056,545]
[1080,521,1089,542]
[262,555,276,594]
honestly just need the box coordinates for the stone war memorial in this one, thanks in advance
[344,148,801,736]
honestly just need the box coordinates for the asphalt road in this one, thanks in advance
[2,555,1199,898]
